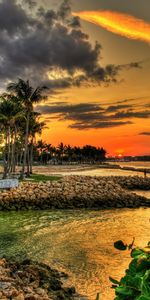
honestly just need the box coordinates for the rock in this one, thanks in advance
[0,259,6,267]
[12,292,25,300]
[35,288,46,296]
[0,282,11,289]
[0,258,77,300]
[0,175,149,211]
[24,294,37,300]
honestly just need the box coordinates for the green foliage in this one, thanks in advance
[24,173,62,182]
[114,238,135,251]
[114,240,127,251]
[110,241,150,300]
[95,293,100,300]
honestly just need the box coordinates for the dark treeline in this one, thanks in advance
[32,141,106,165]
[0,79,106,179]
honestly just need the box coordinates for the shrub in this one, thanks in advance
[110,240,150,300]
[96,240,150,300]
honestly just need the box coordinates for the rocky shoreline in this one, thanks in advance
[0,258,79,300]
[0,176,149,210]
[112,175,150,190]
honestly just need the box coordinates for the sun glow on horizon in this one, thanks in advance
[115,148,125,157]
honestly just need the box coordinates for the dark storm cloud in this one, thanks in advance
[0,0,33,34]
[69,121,132,130]
[69,16,81,28]
[24,0,37,9]
[57,0,71,20]
[145,103,150,108]
[36,100,150,130]
[36,103,104,114]
[106,104,131,112]
[0,0,141,89]
[139,132,150,136]
[112,110,150,119]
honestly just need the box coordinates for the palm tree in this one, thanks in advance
[65,145,73,163]
[57,142,66,164]
[0,96,24,178]
[36,140,47,164]
[7,79,47,176]
[28,113,46,173]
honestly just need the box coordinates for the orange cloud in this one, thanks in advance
[73,10,150,44]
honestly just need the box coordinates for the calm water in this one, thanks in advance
[53,161,150,177]
[111,161,150,169]
[0,208,149,299]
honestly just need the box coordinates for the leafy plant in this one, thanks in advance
[110,240,150,300]
[95,293,100,300]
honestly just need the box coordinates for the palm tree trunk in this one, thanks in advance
[27,145,30,176]
[19,150,23,166]
[3,127,11,178]
[10,133,15,173]
[21,111,30,177]
[3,131,8,179]
[16,152,19,167]
[7,126,11,175]
[12,127,17,173]
[29,139,33,174]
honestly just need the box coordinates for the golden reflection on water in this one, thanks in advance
[53,168,150,177]
[26,208,150,300]
[0,208,149,299]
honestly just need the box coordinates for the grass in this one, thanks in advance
[24,174,62,182]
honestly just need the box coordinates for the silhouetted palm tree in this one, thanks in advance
[0,96,24,177]
[57,142,66,163]
[7,79,47,176]
[28,113,46,173]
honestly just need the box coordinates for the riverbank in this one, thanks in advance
[0,258,78,300]
[0,176,150,211]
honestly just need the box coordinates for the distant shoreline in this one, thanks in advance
[30,163,150,178]
[1,162,150,176]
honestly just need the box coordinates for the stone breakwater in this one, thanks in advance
[112,176,150,190]
[0,258,77,300]
[0,176,149,210]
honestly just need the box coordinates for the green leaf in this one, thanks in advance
[141,270,150,296]
[131,248,145,258]
[109,277,120,285]
[136,296,150,300]
[115,286,134,297]
[121,274,142,290]
[112,284,118,289]
[137,257,150,272]
[128,237,135,250]
[95,293,100,300]
[114,240,127,251]
[113,242,150,300]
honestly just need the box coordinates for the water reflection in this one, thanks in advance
[52,167,150,178]
[0,209,149,299]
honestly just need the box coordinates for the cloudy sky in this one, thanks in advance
[0,0,150,155]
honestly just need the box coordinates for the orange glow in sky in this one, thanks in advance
[37,7,150,157]
[117,154,123,157]
[115,149,125,156]
[73,10,150,44]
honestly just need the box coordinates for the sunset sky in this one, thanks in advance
[0,0,150,156]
